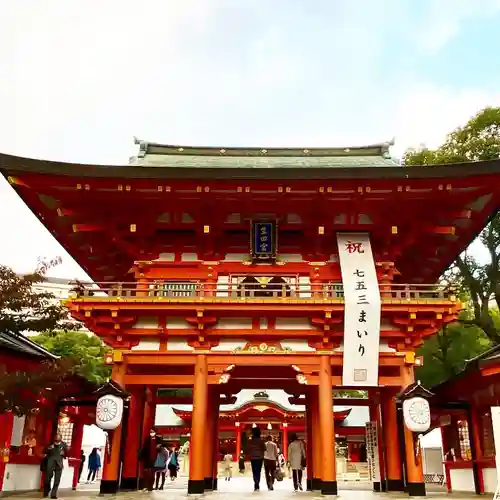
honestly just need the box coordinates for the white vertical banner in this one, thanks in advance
[337,232,381,386]
[365,422,381,483]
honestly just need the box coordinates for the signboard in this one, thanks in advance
[251,221,277,260]
[365,422,381,483]
[337,232,381,386]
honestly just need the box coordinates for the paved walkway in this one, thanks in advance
[4,477,489,499]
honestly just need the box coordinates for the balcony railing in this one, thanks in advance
[69,281,456,302]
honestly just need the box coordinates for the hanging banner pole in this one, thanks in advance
[337,232,381,386]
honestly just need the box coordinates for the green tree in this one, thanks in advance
[404,107,500,344]
[32,330,111,385]
[0,359,76,416]
[415,313,493,387]
[0,258,79,335]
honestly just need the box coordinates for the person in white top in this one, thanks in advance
[223,452,233,481]
[264,435,279,490]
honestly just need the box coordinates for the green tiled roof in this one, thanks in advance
[130,139,399,168]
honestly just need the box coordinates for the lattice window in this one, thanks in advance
[163,282,197,297]
[481,413,495,458]
[57,422,73,445]
[457,421,471,460]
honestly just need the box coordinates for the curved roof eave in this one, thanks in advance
[2,152,500,181]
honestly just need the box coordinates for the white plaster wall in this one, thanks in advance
[154,253,175,261]
[166,338,194,351]
[380,319,399,330]
[450,468,475,492]
[281,340,315,352]
[180,253,198,261]
[483,467,497,493]
[222,254,249,262]
[211,340,247,352]
[131,339,160,351]
[3,464,41,492]
[216,275,229,297]
[217,318,252,329]
[279,254,304,263]
[166,318,190,329]
[132,316,158,328]
[60,466,74,489]
[298,276,311,298]
[275,318,313,330]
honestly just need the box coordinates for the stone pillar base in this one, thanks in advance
[99,480,119,495]
[321,480,338,496]
[408,482,426,497]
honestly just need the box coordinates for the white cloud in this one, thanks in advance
[0,1,498,280]
[412,0,500,54]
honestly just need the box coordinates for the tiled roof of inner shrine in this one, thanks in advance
[129,139,399,168]
[0,331,58,360]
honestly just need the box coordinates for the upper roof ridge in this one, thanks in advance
[132,138,396,159]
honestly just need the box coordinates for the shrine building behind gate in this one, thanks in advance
[2,140,499,496]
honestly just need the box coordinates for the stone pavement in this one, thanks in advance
[5,477,490,499]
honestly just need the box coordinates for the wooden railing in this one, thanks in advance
[69,281,456,301]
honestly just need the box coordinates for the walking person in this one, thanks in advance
[264,435,278,490]
[223,451,233,481]
[246,427,265,491]
[167,447,179,481]
[238,450,245,473]
[42,433,68,499]
[87,448,101,483]
[153,444,169,490]
[139,429,160,491]
[78,450,85,483]
[288,433,306,492]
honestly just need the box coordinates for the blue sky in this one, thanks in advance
[0,0,499,278]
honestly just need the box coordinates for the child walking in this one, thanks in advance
[223,451,233,481]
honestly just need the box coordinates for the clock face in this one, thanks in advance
[408,400,430,425]
[96,397,119,423]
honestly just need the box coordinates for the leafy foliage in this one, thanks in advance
[32,330,111,385]
[415,314,492,387]
[404,107,500,385]
[0,358,76,416]
[0,258,79,335]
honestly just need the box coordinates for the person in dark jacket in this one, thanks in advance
[246,427,265,491]
[78,450,85,482]
[43,434,68,499]
[87,448,101,483]
[140,430,159,491]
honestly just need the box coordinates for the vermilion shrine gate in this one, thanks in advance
[2,140,498,496]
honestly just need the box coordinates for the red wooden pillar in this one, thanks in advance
[139,387,155,488]
[121,389,144,490]
[0,412,14,491]
[212,394,220,490]
[70,419,85,490]
[306,396,314,491]
[235,424,242,461]
[100,364,126,495]
[401,366,425,497]
[382,391,404,491]
[319,355,337,496]
[203,386,215,491]
[188,355,208,495]
[282,424,289,460]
